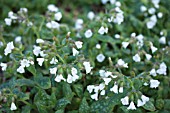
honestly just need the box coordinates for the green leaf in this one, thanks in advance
[79,97,90,113]
[55,109,64,113]
[90,92,126,113]
[27,65,37,76]
[34,89,55,113]
[34,76,51,89]
[21,106,31,113]
[12,88,30,101]
[16,79,35,87]
[96,35,115,43]
[62,83,74,101]
[132,78,143,89]
[142,101,156,111]
[55,98,71,110]
[164,99,170,110]
[73,84,83,98]
[155,99,164,110]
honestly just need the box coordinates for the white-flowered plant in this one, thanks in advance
[0,1,169,112]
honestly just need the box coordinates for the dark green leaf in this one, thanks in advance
[142,101,155,111]
[79,97,90,113]
[34,76,51,89]
[55,98,71,110]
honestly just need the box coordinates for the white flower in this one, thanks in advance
[98,26,108,35]
[20,59,30,67]
[10,102,17,111]
[84,29,93,38]
[140,5,147,12]
[50,67,57,75]
[87,11,95,20]
[96,44,101,49]
[8,11,17,19]
[133,54,141,62]
[146,21,156,29]
[101,0,109,4]
[100,71,112,78]
[121,96,129,105]
[119,87,123,93]
[114,12,124,25]
[141,95,149,103]
[150,79,160,88]
[46,21,60,29]
[15,36,22,43]
[75,41,83,49]
[0,41,3,47]
[115,34,120,39]
[110,0,116,4]
[20,8,28,13]
[147,15,157,29]
[0,63,7,71]
[94,86,99,93]
[4,42,14,56]
[117,59,128,68]
[91,93,98,101]
[5,18,12,26]
[146,20,156,29]
[72,74,79,81]
[50,57,58,64]
[33,45,41,56]
[99,83,105,90]
[75,19,83,30]
[160,31,164,35]
[150,69,157,76]
[30,61,34,65]
[96,54,105,62]
[137,95,149,107]
[148,8,156,14]
[47,4,58,12]
[127,101,136,110]
[37,58,44,66]
[72,48,79,56]
[145,54,152,60]
[108,16,113,22]
[115,1,121,7]
[103,78,112,85]
[110,84,118,94]
[40,51,47,57]
[27,22,33,26]
[159,36,166,44]
[83,61,93,74]
[150,46,158,53]
[36,39,44,43]
[156,62,167,75]
[151,0,160,8]
[99,70,105,77]
[67,74,73,83]
[17,66,25,73]
[71,67,78,76]
[100,90,105,95]
[137,99,145,107]
[122,42,129,49]
[144,82,149,86]
[87,85,95,93]
[55,74,66,82]
[55,12,62,21]
[136,34,144,42]
[131,33,136,37]
[157,12,163,18]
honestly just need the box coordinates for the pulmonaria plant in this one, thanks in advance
[0,0,170,112]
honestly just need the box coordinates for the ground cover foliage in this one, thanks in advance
[0,0,170,113]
